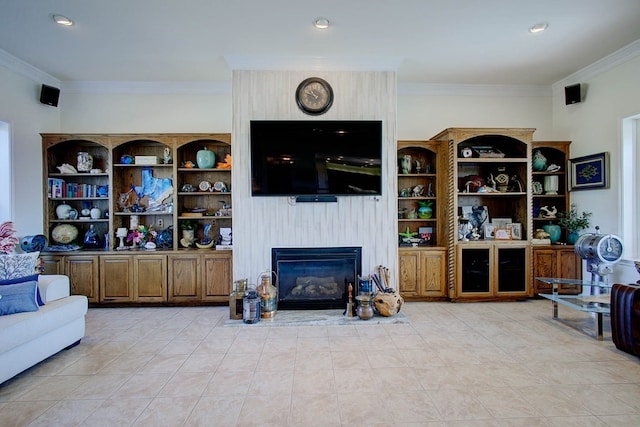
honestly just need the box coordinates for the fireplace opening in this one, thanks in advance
[272,247,362,310]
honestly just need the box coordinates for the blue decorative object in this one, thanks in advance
[83,225,101,249]
[120,155,134,164]
[532,149,548,171]
[542,224,561,243]
[156,226,173,249]
[196,147,216,169]
[20,235,48,253]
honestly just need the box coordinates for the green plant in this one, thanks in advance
[180,220,197,230]
[557,204,592,232]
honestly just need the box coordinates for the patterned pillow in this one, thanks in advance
[0,252,40,281]
[0,280,39,316]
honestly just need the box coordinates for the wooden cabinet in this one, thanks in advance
[397,140,448,299]
[202,253,233,301]
[41,133,234,305]
[456,243,530,300]
[399,248,447,299]
[432,128,534,301]
[99,255,134,302]
[66,256,99,302]
[532,246,582,295]
[168,254,202,302]
[134,255,167,302]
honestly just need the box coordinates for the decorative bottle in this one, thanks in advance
[257,271,277,319]
[243,286,261,324]
[83,224,101,249]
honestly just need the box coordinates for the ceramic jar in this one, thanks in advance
[90,207,102,219]
[196,147,216,169]
[55,203,72,220]
[542,224,561,243]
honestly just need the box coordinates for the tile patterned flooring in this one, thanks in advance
[1,300,640,426]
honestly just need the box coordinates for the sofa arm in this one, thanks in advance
[37,275,70,303]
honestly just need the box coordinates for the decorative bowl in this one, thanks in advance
[51,224,79,244]
[195,240,214,249]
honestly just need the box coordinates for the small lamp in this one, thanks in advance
[116,227,128,249]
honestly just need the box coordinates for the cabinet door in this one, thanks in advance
[458,247,491,295]
[66,255,99,302]
[168,254,201,301]
[202,253,232,300]
[39,255,65,276]
[558,248,582,294]
[398,250,420,296]
[496,246,528,295]
[420,249,447,297]
[134,255,167,302]
[100,256,134,302]
[533,249,556,294]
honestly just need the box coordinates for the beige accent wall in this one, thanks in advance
[231,70,398,283]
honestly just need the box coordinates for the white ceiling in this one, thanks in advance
[1,0,640,87]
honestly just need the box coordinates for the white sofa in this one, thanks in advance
[0,275,88,385]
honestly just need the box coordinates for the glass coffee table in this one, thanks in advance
[536,277,612,341]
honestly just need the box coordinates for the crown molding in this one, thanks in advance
[60,81,231,94]
[552,38,640,93]
[0,48,59,86]
[398,83,551,97]
[224,54,404,71]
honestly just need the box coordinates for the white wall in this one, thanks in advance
[552,55,640,283]
[231,70,398,283]
[0,67,59,234]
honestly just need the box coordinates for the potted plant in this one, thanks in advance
[557,204,592,244]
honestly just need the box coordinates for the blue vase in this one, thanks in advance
[83,225,101,249]
[567,231,579,245]
[542,224,561,243]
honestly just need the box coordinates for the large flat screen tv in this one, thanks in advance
[250,120,382,197]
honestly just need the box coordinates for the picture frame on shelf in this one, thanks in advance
[494,228,512,240]
[482,223,495,239]
[492,218,512,229]
[418,226,433,243]
[506,223,522,240]
[569,152,609,191]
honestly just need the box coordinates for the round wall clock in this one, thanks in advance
[295,77,333,115]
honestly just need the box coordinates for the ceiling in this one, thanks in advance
[1,0,640,87]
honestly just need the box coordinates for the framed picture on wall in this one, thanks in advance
[569,152,609,190]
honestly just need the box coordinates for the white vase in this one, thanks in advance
[90,207,102,219]
[543,175,559,195]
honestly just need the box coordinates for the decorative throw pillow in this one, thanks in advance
[0,280,39,316]
[0,274,44,306]
[0,252,40,281]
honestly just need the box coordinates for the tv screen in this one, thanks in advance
[250,120,382,196]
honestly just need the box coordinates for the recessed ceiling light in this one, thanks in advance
[529,22,548,33]
[313,17,330,29]
[52,14,74,26]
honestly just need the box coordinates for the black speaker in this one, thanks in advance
[40,84,60,107]
[564,83,581,105]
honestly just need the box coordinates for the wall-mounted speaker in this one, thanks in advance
[40,84,60,107]
[564,83,581,105]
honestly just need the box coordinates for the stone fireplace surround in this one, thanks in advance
[272,247,362,310]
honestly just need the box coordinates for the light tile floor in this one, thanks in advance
[1,300,640,426]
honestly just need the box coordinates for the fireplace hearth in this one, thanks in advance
[272,247,362,310]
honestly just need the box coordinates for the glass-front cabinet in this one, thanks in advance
[432,128,534,301]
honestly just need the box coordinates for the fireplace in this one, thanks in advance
[272,247,362,310]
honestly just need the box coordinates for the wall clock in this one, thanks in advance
[295,77,333,115]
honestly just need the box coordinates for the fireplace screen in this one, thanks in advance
[272,247,362,309]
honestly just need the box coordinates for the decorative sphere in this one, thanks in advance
[51,224,79,244]
[55,203,72,220]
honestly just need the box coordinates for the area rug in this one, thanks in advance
[223,309,409,327]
